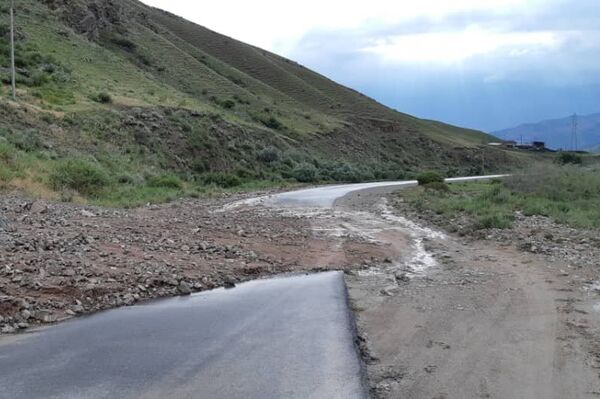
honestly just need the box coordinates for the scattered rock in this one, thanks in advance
[177,281,192,295]
[223,279,236,289]
[394,272,410,283]
[81,210,96,217]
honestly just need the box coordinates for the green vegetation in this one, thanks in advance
[417,171,444,185]
[400,164,600,230]
[49,159,111,196]
[0,0,532,207]
[291,163,318,183]
[91,92,112,104]
[557,152,582,165]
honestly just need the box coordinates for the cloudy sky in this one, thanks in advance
[141,0,600,132]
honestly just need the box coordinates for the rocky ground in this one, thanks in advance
[0,192,383,335]
[391,193,600,284]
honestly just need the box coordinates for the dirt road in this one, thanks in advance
[337,190,600,398]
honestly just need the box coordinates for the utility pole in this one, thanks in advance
[10,0,16,100]
[571,113,578,152]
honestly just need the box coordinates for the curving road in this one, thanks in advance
[264,175,507,207]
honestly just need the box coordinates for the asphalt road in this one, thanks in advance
[0,272,367,399]
[266,175,508,207]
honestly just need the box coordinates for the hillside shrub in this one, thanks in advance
[30,71,50,87]
[257,147,280,163]
[557,152,582,165]
[201,172,242,188]
[263,117,283,130]
[221,99,235,109]
[50,159,110,196]
[92,92,112,104]
[417,171,444,186]
[110,35,137,52]
[292,163,318,183]
[329,163,370,183]
[146,174,183,189]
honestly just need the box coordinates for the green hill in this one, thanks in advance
[0,0,514,205]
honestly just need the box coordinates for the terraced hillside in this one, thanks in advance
[0,0,513,205]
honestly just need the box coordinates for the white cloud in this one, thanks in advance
[363,28,560,63]
[140,0,530,53]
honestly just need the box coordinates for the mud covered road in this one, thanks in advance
[1,176,599,398]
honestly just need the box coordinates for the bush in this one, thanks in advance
[252,113,284,130]
[50,159,110,196]
[221,99,235,109]
[557,152,582,165]
[329,163,371,183]
[257,147,280,163]
[146,174,183,189]
[110,35,137,52]
[263,117,283,130]
[417,171,444,186]
[201,172,242,188]
[292,163,318,183]
[92,92,112,104]
[30,71,50,87]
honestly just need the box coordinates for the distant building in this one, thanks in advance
[532,141,545,150]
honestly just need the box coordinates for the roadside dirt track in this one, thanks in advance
[337,190,600,398]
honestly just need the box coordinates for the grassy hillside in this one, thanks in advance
[0,0,520,206]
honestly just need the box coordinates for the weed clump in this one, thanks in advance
[146,174,183,189]
[201,172,242,188]
[50,159,110,197]
[91,92,112,104]
[257,147,280,163]
[557,152,582,165]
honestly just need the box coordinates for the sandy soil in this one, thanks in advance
[339,190,600,398]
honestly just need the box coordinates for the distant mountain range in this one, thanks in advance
[493,113,600,152]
